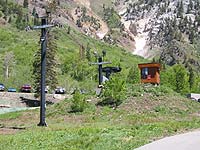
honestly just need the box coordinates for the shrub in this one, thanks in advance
[99,74,127,107]
[126,65,140,84]
[70,90,87,113]
[161,64,189,94]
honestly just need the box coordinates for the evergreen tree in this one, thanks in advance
[3,0,8,20]
[188,67,195,91]
[33,31,58,96]
[33,0,59,96]
[189,28,195,44]
[177,0,184,18]
[86,43,91,61]
[173,64,189,94]
[67,26,71,34]
[126,65,140,84]
[32,7,37,16]
[23,0,28,8]
[189,0,193,10]
[46,32,58,90]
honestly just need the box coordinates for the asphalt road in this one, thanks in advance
[135,131,200,150]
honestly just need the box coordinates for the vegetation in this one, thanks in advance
[70,90,88,113]
[1,84,200,149]
[1,1,200,149]
[33,30,58,95]
[103,6,122,29]
[161,64,200,94]
[0,21,144,91]
[99,73,127,107]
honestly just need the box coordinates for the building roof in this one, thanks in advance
[138,63,161,68]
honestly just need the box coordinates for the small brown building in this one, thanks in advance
[138,63,161,84]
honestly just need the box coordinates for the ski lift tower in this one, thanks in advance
[33,15,54,127]
[90,50,111,87]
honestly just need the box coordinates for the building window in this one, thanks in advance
[141,67,148,79]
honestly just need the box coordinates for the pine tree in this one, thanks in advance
[46,32,58,90]
[86,43,91,61]
[67,26,71,34]
[33,0,59,96]
[177,0,184,18]
[189,28,195,44]
[188,67,195,91]
[173,64,189,94]
[33,31,58,96]
[189,0,193,10]
[32,7,37,16]
[126,65,140,84]
[3,0,8,20]
[23,0,29,8]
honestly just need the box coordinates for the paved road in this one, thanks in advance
[135,131,200,150]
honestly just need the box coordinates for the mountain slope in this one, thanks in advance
[117,0,200,66]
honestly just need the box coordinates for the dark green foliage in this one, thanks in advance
[46,32,59,89]
[126,65,140,84]
[177,0,184,17]
[173,65,189,94]
[33,31,58,95]
[0,0,32,29]
[189,29,195,44]
[23,0,28,8]
[67,26,71,34]
[75,6,101,30]
[32,48,41,95]
[161,64,189,94]
[188,67,200,93]
[86,43,91,61]
[189,67,195,90]
[76,19,82,27]
[32,7,37,17]
[100,73,126,107]
[70,90,87,113]
[103,7,121,29]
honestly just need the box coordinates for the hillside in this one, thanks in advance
[1,85,200,149]
[0,22,145,91]
[26,0,200,67]
[1,1,200,149]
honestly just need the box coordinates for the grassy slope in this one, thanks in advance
[0,24,144,90]
[0,85,200,149]
[0,2,200,149]
[0,25,39,89]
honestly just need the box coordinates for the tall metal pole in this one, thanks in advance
[98,57,103,86]
[38,18,47,127]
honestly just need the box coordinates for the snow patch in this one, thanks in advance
[96,32,107,39]
[133,34,148,58]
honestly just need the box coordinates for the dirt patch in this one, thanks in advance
[74,0,91,10]
[0,127,23,135]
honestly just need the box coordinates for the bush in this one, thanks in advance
[161,64,190,95]
[70,90,87,113]
[99,74,127,107]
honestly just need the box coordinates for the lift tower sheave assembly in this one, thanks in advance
[90,57,111,87]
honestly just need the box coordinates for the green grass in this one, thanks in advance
[0,111,22,119]
[1,85,200,149]
[0,24,145,91]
